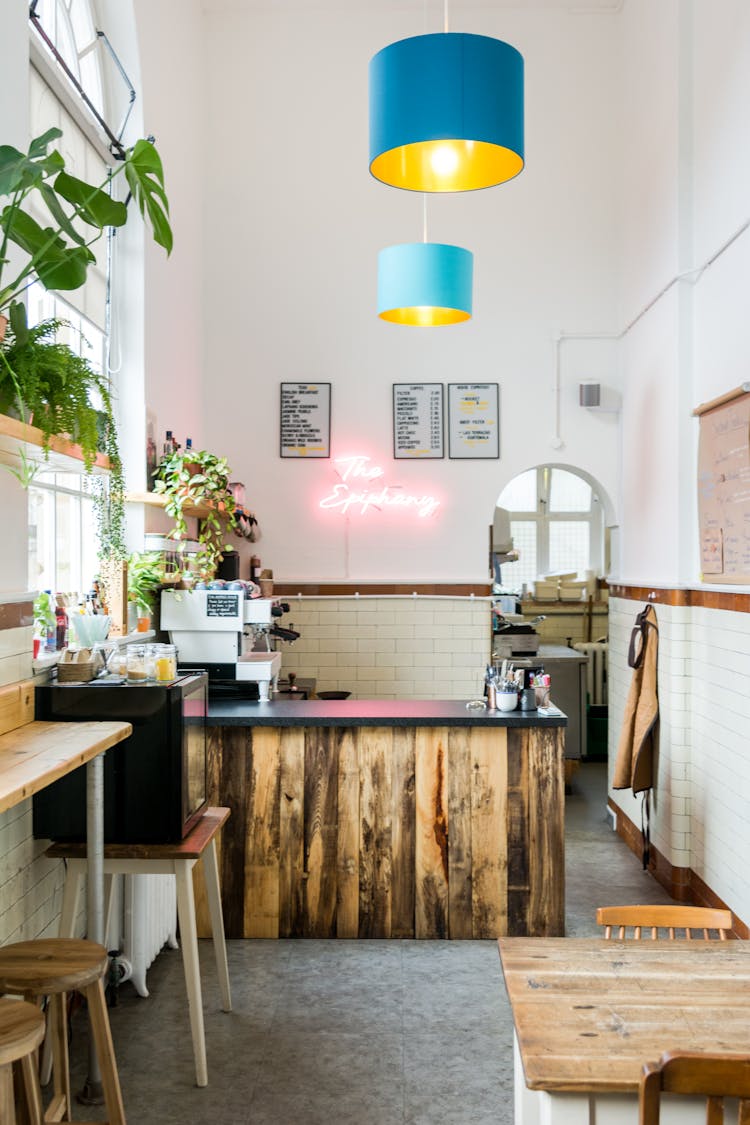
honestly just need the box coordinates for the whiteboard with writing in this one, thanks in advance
[448,383,499,459]
[280,383,331,458]
[393,384,444,459]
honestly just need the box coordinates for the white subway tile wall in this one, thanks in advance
[281,596,492,700]
[609,596,750,925]
[0,622,72,944]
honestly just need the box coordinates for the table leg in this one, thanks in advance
[203,838,232,1012]
[81,751,105,1102]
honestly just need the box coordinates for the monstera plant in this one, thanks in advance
[0,126,172,341]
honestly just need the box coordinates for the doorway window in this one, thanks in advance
[497,466,603,592]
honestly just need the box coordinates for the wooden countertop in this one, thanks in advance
[498,937,750,1093]
[0,720,132,813]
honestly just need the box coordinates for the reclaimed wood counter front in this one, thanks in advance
[206,700,567,940]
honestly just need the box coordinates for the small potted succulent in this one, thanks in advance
[152,448,238,582]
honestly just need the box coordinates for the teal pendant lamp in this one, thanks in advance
[377,242,473,327]
[369,32,524,193]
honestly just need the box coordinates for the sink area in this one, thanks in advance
[236,652,282,682]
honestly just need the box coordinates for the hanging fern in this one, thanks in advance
[0,312,115,472]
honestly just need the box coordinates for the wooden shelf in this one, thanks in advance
[0,412,112,473]
[126,491,212,519]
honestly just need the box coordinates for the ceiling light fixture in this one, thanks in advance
[377,239,473,327]
[369,30,524,193]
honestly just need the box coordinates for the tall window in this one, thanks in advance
[26,0,113,597]
[496,467,603,593]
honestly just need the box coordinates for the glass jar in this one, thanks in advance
[154,644,178,682]
[126,644,149,683]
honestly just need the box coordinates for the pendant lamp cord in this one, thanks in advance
[444,0,449,32]
[422,194,428,243]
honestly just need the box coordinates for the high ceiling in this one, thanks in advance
[201,0,623,11]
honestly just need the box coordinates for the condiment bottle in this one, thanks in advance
[154,644,177,682]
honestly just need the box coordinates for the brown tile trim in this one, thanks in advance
[610,584,750,613]
[272,583,492,597]
[0,600,33,630]
[607,798,747,938]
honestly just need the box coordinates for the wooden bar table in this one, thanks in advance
[0,710,132,1101]
[498,936,750,1125]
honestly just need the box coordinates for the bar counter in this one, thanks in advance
[204,698,567,940]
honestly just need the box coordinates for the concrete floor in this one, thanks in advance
[66,763,673,1125]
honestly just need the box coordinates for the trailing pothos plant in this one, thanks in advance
[153,448,238,581]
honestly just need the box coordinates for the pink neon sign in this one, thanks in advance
[319,455,440,518]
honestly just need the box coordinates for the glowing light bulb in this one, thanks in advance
[430,144,460,177]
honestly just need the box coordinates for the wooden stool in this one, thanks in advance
[0,998,46,1125]
[0,939,124,1125]
[48,806,232,1088]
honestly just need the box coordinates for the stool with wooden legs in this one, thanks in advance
[48,806,232,1088]
[0,939,125,1125]
[0,998,46,1125]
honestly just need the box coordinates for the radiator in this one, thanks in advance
[573,641,608,705]
[108,874,178,998]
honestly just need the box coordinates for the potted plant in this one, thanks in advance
[153,448,238,582]
[0,307,120,472]
[32,590,56,656]
[127,551,166,632]
[0,127,172,342]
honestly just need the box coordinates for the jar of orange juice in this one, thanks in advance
[154,644,177,682]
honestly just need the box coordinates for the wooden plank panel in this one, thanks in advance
[471,726,507,939]
[415,727,449,939]
[0,679,34,738]
[304,727,338,937]
[217,727,253,938]
[505,727,529,935]
[447,728,473,939]
[357,727,392,938]
[390,727,416,938]
[527,727,566,936]
[244,728,281,938]
[336,727,359,938]
[279,728,305,937]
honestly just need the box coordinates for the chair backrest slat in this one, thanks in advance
[640,1052,750,1125]
[597,905,733,942]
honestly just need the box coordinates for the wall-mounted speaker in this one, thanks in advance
[579,383,601,408]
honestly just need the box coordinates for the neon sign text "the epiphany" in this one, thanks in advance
[319,456,440,518]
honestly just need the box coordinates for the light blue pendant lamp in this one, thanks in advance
[377,242,473,326]
[369,31,524,193]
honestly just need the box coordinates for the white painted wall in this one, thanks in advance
[132,3,623,582]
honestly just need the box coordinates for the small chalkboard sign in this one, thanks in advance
[206,593,240,618]
[280,383,331,458]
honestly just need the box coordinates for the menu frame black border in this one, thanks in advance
[392,382,445,460]
[447,382,500,460]
[279,382,332,459]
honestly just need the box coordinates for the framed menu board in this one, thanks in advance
[448,383,499,459]
[280,382,331,458]
[695,383,750,582]
[393,383,444,459]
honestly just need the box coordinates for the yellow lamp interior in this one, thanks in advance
[370,138,524,192]
[379,305,471,327]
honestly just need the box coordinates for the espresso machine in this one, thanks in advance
[160,588,299,699]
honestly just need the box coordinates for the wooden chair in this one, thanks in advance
[0,998,46,1125]
[0,939,125,1125]
[640,1050,750,1124]
[597,904,733,940]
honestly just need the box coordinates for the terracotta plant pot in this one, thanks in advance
[0,313,7,343]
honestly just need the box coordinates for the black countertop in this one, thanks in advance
[207,698,567,728]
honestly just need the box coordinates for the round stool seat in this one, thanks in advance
[0,939,108,995]
[0,998,45,1064]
